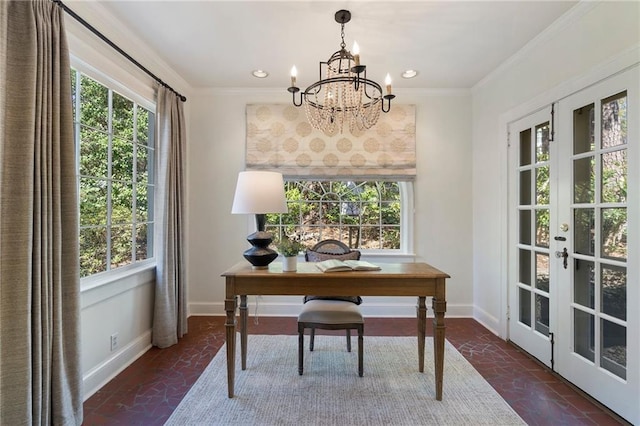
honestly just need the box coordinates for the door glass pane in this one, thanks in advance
[574,259,594,309]
[535,209,549,247]
[535,294,550,336]
[573,156,595,203]
[601,149,627,203]
[520,128,531,166]
[536,165,549,204]
[573,103,595,154]
[535,123,550,162]
[519,287,531,327]
[601,319,626,379]
[601,91,627,148]
[574,309,595,362]
[536,252,549,292]
[601,208,627,260]
[574,208,594,255]
[519,210,531,245]
[520,170,531,205]
[601,264,626,321]
[519,249,531,286]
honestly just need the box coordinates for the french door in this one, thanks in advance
[508,66,639,423]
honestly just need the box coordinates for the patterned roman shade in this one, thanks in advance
[246,104,416,180]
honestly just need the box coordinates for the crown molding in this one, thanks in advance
[472,1,599,92]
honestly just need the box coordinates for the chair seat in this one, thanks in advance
[298,240,365,377]
[298,299,364,324]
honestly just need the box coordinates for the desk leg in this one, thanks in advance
[417,296,427,373]
[432,296,446,401]
[225,296,237,398]
[240,295,248,370]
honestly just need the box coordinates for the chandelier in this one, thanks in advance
[287,10,395,136]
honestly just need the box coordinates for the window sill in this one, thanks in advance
[80,260,156,309]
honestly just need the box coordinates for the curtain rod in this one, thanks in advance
[52,0,187,102]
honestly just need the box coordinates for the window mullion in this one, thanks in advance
[132,104,138,263]
[106,89,114,271]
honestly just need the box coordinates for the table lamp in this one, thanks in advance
[231,171,288,268]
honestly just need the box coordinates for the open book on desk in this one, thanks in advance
[315,259,381,273]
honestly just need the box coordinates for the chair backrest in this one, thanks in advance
[305,239,361,262]
[304,239,363,305]
[310,239,350,254]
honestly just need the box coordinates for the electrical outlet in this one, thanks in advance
[110,333,119,352]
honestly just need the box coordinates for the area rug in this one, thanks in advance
[166,335,525,425]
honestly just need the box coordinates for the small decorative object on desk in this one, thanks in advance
[276,236,305,272]
[316,259,381,272]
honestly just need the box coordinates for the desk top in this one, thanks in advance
[222,261,450,279]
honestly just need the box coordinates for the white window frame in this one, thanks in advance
[71,57,157,289]
[267,180,414,256]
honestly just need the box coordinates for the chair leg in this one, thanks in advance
[298,323,304,375]
[346,329,352,352]
[310,327,315,351]
[358,325,364,377]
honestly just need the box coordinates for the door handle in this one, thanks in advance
[555,248,568,269]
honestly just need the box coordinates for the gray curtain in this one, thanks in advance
[152,86,187,348]
[0,1,83,425]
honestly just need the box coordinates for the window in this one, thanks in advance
[71,69,155,278]
[266,180,408,251]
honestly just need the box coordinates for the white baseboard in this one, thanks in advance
[82,302,482,401]
[82,330,152,401]
[472,305,501,337]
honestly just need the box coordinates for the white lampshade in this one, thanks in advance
[231,171,288,214]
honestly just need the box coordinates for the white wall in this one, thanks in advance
[471,1,640,335]
[187,88,474,319]
[64,1,193,400]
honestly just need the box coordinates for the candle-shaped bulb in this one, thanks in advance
[290,66,297,87]
[352,41,360,66]
[385,73,392,95]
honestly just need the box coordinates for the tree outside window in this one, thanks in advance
[266,181,401,250]
[71,70,155,278]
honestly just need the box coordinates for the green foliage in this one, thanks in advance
[73,69,155,277]
[276,236,306,257]
[266,181,402,249]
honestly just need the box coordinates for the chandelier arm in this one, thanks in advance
[358,78,384,101]
[288,86,303,107]
[302,76,374,94]
[382,94,395,113]
[319,61,327,80]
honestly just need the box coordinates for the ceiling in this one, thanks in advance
[97,1,578,90]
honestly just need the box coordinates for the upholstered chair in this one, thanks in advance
[298,239,364,377]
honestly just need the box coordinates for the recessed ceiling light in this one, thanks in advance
[401,70,418,79]
[252,70,269,78]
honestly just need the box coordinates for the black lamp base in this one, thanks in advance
[243,230,278,269]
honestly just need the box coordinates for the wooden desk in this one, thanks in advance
[221,262,450,399]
